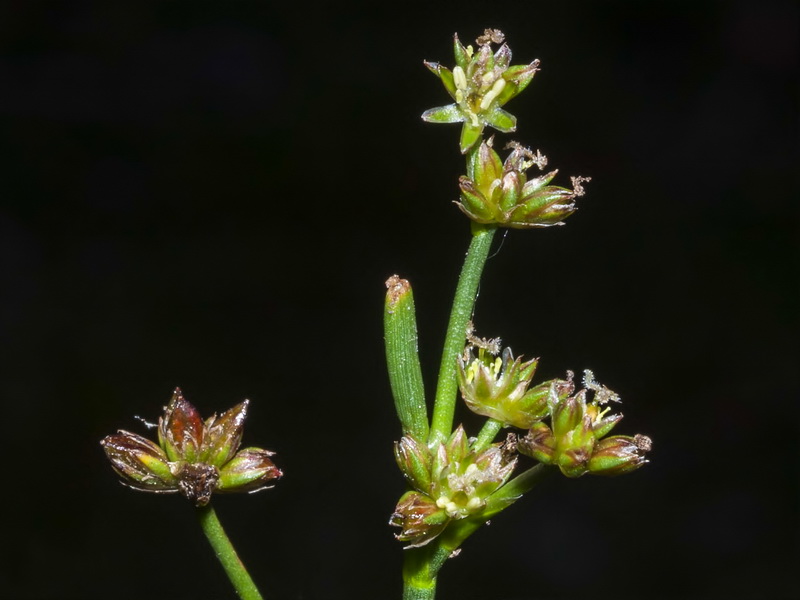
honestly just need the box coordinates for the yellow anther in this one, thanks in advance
[453,66,468,91]
[466,360,480,383]
[480,77,506,110]
[492,356,503,377]
[466,497,483,512]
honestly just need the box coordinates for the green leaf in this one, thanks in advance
[384,276,429,440]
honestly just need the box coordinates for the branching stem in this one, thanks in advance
[474,418,504,451]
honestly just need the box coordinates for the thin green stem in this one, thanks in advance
[485,463,553,515]
[402,543,451,600]
[430,225,497,444]
[403,584,437,600]
[474,418,504,452]
[196,505,264,600]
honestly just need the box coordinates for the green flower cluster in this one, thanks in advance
[459,342,652,478]
[422,28,539,154]
[390,426,516,548]
[422,28,589,228]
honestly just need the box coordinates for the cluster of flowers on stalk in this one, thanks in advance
[101,388,282,507]
[423,27,589,229]
[391,336,651,547]
[389,29,650,548]
[391,425,517,548]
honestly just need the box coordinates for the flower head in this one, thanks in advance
[517,371,651,477]
[101,388,282,506]
[422,29,540,153]
[457,138,589,228]
[458,339,569,429]
[391,426,517,548]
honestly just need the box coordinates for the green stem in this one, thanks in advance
[403,584,437,600]
[473,418,504,452]
[485,463,552,515]
[401,509,495,599]
[430,225,497,444]
[196,505,264,600]
[402,543,451,600]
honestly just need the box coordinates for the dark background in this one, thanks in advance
[1,2,797,599]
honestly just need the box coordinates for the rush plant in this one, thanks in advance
[384,28,651,600]
[100,29,650,600]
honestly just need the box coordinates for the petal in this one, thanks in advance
[494,43,512,70]
[458,177,495,221]
[101,431,179,492]
[459,122,484,154]
[455,201,495,224]
[453,33,469,70]
[218,447,282,493]
[159,388,204,462]
[497,61,539,105]
[467,139,504,189]
[484,107,516,133]
[201,400,249,467]
[421,103,465,124]
[395,436,432,494]
[423,61,457,99]
[389,491,449,549]
[521,170,559,197]
[514,187,575,221]
[498,171,522,213]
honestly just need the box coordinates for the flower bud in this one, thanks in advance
[588,434,652,476]
[200,400,249,467]
[218,448,282,493]
[389,491,449,549]
[520,372,652,479]
[158,388,204,463]
[101,431,178,493]
[517,421,556,464]
[394,435,432,493]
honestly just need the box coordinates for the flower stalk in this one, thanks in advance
[429,224,496,445]
[101,389,281,599]
[197,505,264,600]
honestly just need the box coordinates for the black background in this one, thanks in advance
[2,2,797,599]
